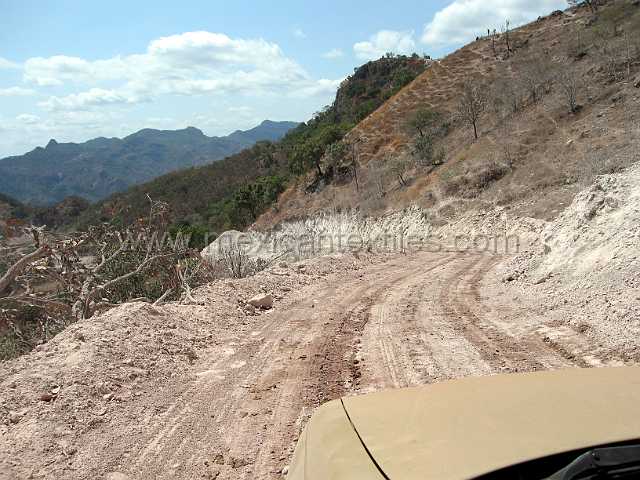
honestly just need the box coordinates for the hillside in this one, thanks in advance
[0,120,298,206]
[77,55,428,236]
[257,0,640,230]
[3,3,640,479]
[0,193,29,222]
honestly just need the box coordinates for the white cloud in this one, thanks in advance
[289,78,343,98]
[354,30,416,60]
[322,48,344,59]
[421,0,567,47]
[0,57,19,69]
[16,114,40,125]
[22,31,336,112]
[292,28,307,39]
[0,87,36,97]
[39,88,144,112]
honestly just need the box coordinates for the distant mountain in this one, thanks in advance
[75,55,428,235]
[0,120,299,205]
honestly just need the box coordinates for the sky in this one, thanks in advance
[0,0,567,158]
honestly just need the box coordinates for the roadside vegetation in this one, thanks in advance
[4,0,640,360]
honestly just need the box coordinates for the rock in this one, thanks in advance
[229,457,250,468]
[248,293,273,310]
[271,269,290,276]
[106,473,132,480]
[634,76,640,88]
[281,465,290,476]
[8,411,22,424]
[128,368,147,379]
[533,272,551,285]
[39,393,54,402]
[503,273,516,282]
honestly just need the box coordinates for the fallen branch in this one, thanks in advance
[0,246,50,295]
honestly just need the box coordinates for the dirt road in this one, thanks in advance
[1,251,623,480]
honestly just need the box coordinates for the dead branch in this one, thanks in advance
[0,246,51,295]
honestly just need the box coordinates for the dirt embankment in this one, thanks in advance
[2,244,637,479]
[3,164,640,479]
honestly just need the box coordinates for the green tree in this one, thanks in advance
[407,108,445,138]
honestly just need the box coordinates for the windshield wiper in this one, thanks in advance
[546,444,640,480]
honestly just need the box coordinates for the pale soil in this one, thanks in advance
[2,248,636,480]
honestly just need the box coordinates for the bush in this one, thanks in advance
[218,245,268,279]
[441,162,510,198]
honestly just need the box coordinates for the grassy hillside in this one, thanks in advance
[258,0,640,228]
[77,55,428,242]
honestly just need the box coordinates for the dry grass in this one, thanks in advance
[258,1,640,227]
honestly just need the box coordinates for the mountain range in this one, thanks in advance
[0,120,299,205]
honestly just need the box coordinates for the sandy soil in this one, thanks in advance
[2,247,634,480]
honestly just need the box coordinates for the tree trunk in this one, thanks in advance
[473,121,478,140]
[0,246,50,295]
[352,162,359,192]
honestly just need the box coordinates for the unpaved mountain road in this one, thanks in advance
[1,251,625,480]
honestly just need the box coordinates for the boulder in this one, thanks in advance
[248,293,273,310]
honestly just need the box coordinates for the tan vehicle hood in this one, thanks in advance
[343,367,640,479]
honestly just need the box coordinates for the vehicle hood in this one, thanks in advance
[342,367,640,480]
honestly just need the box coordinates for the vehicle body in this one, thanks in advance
[287,367,640,479]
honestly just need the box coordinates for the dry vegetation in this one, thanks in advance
[258,0,640,228]
[0,199,232,359]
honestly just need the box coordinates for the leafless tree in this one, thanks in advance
[220,244,251,278]
[557,67,583,114]
[0,198,202,324]
[369,162,389,198]
[502,20,512,56]
[490,66,524,119]
[456,80,488,140]
[515,53,555,104]
[568,0,600,14]
[388,153,413,187]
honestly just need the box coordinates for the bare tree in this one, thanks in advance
[456,80,488,140]
[501,20,512,56]
[491,65,524,119]
[557,67,583,114]
[0,244,50,295]
[350,137,362,192]
[515,53,554,104]
[369,162,389,198]
[0,198,202,323]
[388,153,413,187]
[568,0,600,14]
[490,29,498,57]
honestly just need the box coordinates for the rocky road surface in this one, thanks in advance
[0,250,631,480]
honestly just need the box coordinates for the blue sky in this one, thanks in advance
[0,0,567,157]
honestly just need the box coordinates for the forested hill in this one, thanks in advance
[77,54,428,243]
[0,120,298,206]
